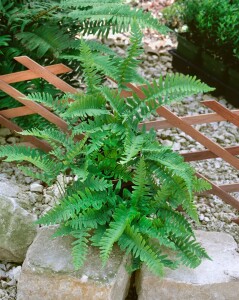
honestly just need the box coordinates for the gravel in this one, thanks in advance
[0,1,238,298]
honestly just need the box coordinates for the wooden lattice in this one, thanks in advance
[0,56,238,224]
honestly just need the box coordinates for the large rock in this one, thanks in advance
[136,231,239,300]
[0,195,37,262]
[17,227,131,300]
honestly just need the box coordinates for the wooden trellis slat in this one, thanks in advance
[0,64,72,84]
[140,110,239,130]
[0,56,238,223]
[0,79,69,132]
[0,115,51,152]
[15,56,77,94]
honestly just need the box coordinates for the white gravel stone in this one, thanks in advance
[30,183,43,193]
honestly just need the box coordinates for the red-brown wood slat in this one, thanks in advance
[0,115,51,152]
[14,56,77,94]
[0,79,69,132]
[0,106,35,118]
[181,145,239,162]
[202,100,239,127]
[197,173,239,210]
[139,110,239,130]
[0,64,72,84]
[157,106,239,170]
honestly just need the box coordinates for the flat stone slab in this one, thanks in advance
[136,230,239,300]
[0,195,37,262]
[17,227,131,300]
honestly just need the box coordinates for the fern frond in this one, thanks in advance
[100,87,128,117]
[20,128,73,150]
[193,176,212,193]
[117,20,143,86]
[71,229,90,269]
[131,157,150,207]
[138,216,176,249]
[68,207,112,229]
[142,74,214,105]
[78,40,102,94]
[16,26,74,58]
[99,205,139,264]
[0,145,62,176]
[120,132,145,164]
[83,176,112,191]
[23,92,69,116]
[64,92,108,118]
[52,225,73,238]
[69,5,169,37]
[171,234,211,268]
[63,136,88,164]
[18,165,54,185]
[119,224,165,276]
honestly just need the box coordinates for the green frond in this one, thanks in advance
[0,145,63,176]
[99,205,139,264]
[23,92,69,116]
[84,39,117,56]
[117,21,143,86]
[142,74,214,105]
[119,224,165,276]
[64,92,108,118]
[78,40,102,94]
[68,207,112,229]
[120,132,145,164]
[100,87,127,117]
[138,216,176,249]
[20,128,73,150]
[156,205,194,236]
[16,26,74,58]
[63,136,88,164]
[131,157,150,206]
[193,176,212,193]
[83,176,112,191]
[52,225,73,238]
[71,230,90,269]
[18,166,54,185]
[69,5,169,37]
[171,234,211,268]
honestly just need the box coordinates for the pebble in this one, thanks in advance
[30,182,44,193]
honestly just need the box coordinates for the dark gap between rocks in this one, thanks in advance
[125,271,138,300]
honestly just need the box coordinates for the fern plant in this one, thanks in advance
[0,0,168,129]
[0,26,214,276]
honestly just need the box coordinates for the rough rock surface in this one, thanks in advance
[0,194,37,263]
[136,230,239,300]
[17,227,131,300]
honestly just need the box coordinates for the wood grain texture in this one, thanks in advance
[139,110,239,130]
[157,106,239,170]
[202,100,239,127]
[197,173,239,210]
[14,56,77,93]
[0,106,35,118]
[0,79,69,131]
[181,146,239,161]
[0,64,72,84]
[0,115,51,152]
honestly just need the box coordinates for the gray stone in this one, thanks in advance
[0,195,37,263]
[17,227,131,300]
[136,231,239,300]
[0,181,20,198]
[30,182,43,193]
[0,127,11,137]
